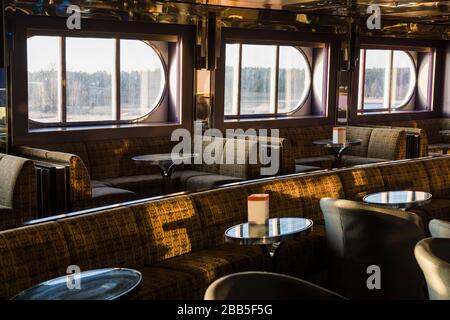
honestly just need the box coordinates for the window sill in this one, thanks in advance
[224,115,327,123]
[357,110,433,116]
[29,122,181,133]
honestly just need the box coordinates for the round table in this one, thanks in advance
[12,268,142,300]
[313,139,362,167]
[363,190,432,210]
[132,153,199,178]
[225,218,313,269]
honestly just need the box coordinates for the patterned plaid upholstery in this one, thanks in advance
[0,222,71,299]
[279,126,333,173]
[390,118,449,145]
[345,126,373,157]
[411,199,450,235]
[131,196,204,265]
[367,128,406,160]
[191,186,248,248]
[338,167,385,200]
[246,177,305,219]
[133,267,202,300]
[423,157,450,198]
[379,161,431,192]
[219,138,261,179]
[58,207,144,270]
[0,154,37,230]
[155,247,266,291]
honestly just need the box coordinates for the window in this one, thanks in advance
[224,43,311,118]
[27,36,166,125]
[358,49,417,113]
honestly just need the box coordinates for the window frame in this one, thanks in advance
[27,31,169,127]
[223,41,312,119]
[357,48,417,114]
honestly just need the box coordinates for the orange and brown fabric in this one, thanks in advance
[338,167,385,200]
[0,222,71,299]
[0,154,37,230]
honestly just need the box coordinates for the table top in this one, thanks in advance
[439,130,450,136]
[12,268,142,300]
[363,190,432,209]
[313,139,362,148]
[225,217,313,245]
[132,153,199,164]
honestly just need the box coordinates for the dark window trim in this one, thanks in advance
[213,27,340,130]
[9,15,195,146]
[349,37,446,125]
[223,43,312,120]
[27,35,169,127]
[357,49,417,114]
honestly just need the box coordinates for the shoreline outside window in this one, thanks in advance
[357,49,418,113]
[27,35,167,126]
[224,43,312,119]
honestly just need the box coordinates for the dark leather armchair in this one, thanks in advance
[320,198,426,299]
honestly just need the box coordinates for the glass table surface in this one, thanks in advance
[225,217,313,245]
[12,268,142,300]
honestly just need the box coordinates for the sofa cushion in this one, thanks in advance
[0,222,71,299]
[185,174,243,191]
[58,207,144,270]
[101,174,163,196]
[367,128,406,160]
[341,155,387,167]
[82,186,135,210]
[131,196,204,264]
[338,167,385,200]
[133,267,202,300]
[295,156,334,169]
[379,161,431,192]
[423,157,450,198]
[154,246,266,292]
[191,186,248,248]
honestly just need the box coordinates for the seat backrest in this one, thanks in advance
[345,126,373,157]
[423,157,450,199]
[204,271,346,300]
[337,166,385,201]
[0,222,71,299]
[415,237,450,300]
[429,219,450,238]
[320,198,425,299]
[130,195,204,265]
[191,186,249,248]
[379,161,431,192]
[367,128,406,160]
[246,172,344,224]
[0,154,37,227]
[57,207,145,271]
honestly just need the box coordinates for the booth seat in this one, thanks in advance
[389,118,450,154]
[285,125,407,172]
[16,136,263,211]
[0,156,449,300]
[0,154,37,231]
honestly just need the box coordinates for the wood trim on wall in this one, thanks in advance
[8,15,195,146]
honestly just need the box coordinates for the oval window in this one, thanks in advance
[120,40,166,120]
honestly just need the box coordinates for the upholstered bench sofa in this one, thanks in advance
[0,156,448,300]
[16,136,261,211]
[281,125,407,172]
[0,153,37,231]
[389,118,450,155]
